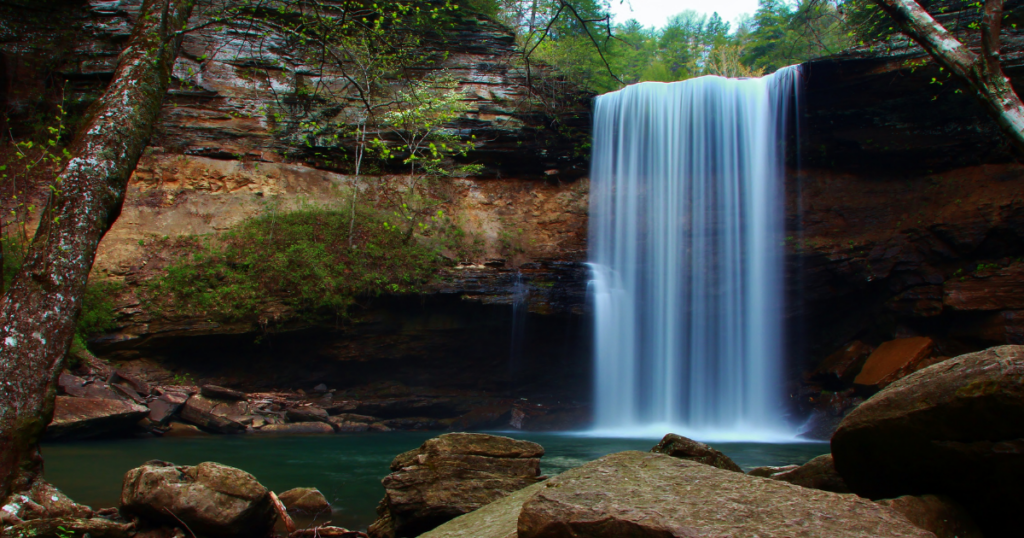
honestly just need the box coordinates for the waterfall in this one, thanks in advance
[588,67,800,441]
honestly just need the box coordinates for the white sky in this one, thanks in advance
[607,0,762,30]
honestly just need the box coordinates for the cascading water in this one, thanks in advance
[588,66,800,441]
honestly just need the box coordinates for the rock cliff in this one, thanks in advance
[7,0,1024,426]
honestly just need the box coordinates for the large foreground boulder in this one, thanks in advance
[420,482,546,538]
[650,433,742,471]
[832,345,1024,534]
[423,451,932,538]
[45,396,149,440]
[367,433,544,538]
[120,461,275,537]
[518,452,931,538]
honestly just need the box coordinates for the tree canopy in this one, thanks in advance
[467,0,855,93]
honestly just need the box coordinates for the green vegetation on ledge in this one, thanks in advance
[144,202,474,323]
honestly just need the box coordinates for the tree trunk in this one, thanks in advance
[872,0,1024,155]
[0,0,196,502]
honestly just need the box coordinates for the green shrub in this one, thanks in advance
[145,203,461,321]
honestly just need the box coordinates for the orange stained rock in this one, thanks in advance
[854,337,934,386]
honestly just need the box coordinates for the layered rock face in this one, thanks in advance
[7,1,1024,419]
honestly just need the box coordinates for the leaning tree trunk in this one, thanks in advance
[0,0,196,502]
[872,0,1024,155]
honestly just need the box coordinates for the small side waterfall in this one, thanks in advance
[588,67,800,440]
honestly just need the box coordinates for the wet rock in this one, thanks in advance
[517,451,933,538]
[854,337,934,388]
[200,384,246,400]
[766,454,850,493]
[0,517,133,538]
[747,464,800,477]
[111,383,147,405]
[256,423,335,434]
[161,422,207,437]
[286,406,329,423]
[832,345,1024,535]
[58,373,87,396]
[650,433,742,472]
[812,341,874,388]
[110,369,151,396]
[332,422,370,433]
[367,433,544,538]
[313,383,328,393]
[121,461,274,537]
[419,482,546,538]
[148,392,189,425]
[278,487,330,516]
[60,377,122,400]
[877,495,984,538]
[179,395,247,434]
[45,396,149,441]
[380,417,451,431]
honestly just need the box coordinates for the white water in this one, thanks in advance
[588,67,801,442]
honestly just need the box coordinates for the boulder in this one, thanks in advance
[59,375,121,400]
[286,406,329,423]
[813,340,874,388]
[854,337,933,388]
[516,451,933,538]
[111,383,147,405]
[876,495,984,538]
[110,369,151,396]
[120,461,274,537]
[1,480,94,520]
[366,433,544,538]
[278,487,331,516]
[161,422,207,437]
[650,433,742,472]
[328,419,370,433]
[200,384,246,400]
[179,395,247,433]
[148,392,189,425]
[832,345,1024,535]
[256,423,335,434]
[766,454,850,493]
[419,482,546,538]
[45,396,149,441]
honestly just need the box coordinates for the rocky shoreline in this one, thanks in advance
[8,344,1019,538]
[48,348,590,442]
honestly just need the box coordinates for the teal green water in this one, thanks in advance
[42,433,826,531]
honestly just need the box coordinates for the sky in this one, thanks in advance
[606,0,762,30]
